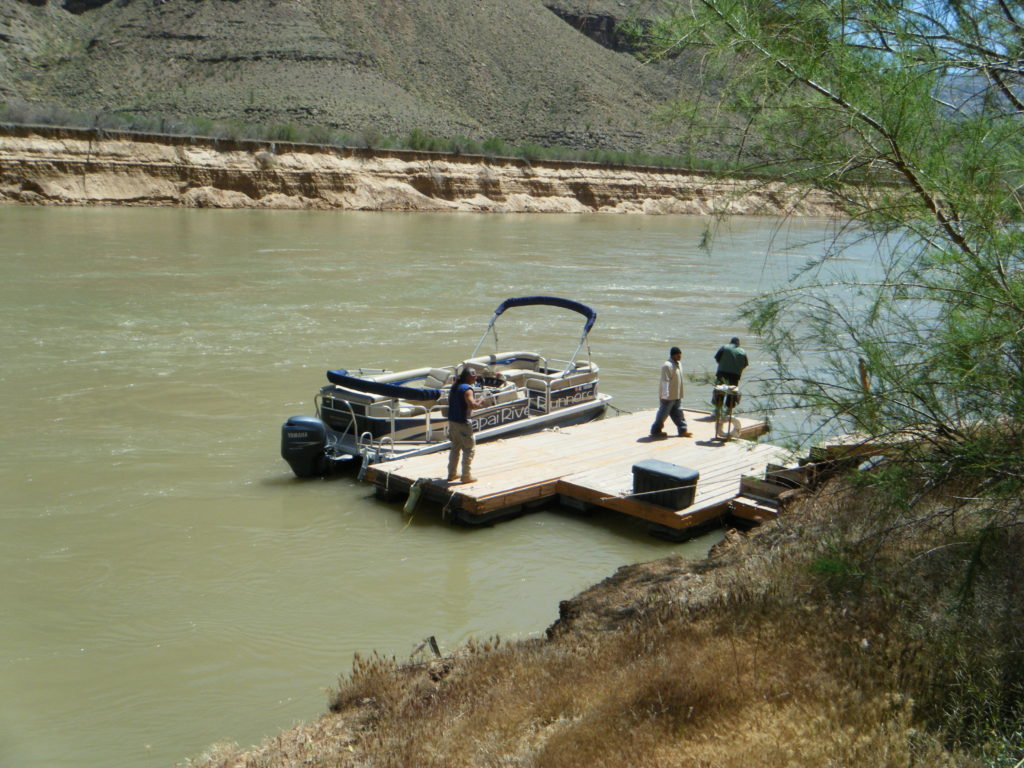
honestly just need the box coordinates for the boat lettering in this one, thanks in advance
[531,383,597,411]
[470,403,530,431]
[287,432,309,439]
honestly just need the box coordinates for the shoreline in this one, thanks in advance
[0,124,840,216]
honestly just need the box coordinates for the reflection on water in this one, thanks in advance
[0,208,868,768]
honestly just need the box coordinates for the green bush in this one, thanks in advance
[406,128,431,151]
[481,136,509,157]
[266,122,302,142]
[515,142,545,163]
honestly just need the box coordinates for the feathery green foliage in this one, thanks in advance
[643,0,1024,499]
[641,0,1024,751]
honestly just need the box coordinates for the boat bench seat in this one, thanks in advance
[462,351,542,375]
[562,368,599,386]
[323,385,386,407]
[423,367,455,389]
[521,371,564,386]
[366,401,431,418]
[487,387,521,406]
[494,368,533,386]
[519,368,599,389]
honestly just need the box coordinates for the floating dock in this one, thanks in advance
[364,408,799,537]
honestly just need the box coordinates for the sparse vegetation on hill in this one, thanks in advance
[0,0,748,165]
[0,98,742,173]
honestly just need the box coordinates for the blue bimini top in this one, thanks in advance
[492,296,597,335]
[326,369,441,402]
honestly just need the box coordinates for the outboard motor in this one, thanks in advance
[281,415,333,477]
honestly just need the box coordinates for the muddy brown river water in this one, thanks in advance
[0,207,869,767]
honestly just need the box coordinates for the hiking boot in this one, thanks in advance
[461,474,478,484]
[650,430,667,438]
[678,431,693,438]
[447,473,458,482]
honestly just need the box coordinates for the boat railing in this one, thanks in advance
[347,378,538,458]
[399,402,442,444]
[360,399,449,450]
[492,382,528,405]
[356,430,376,471]
[318,391,362,447]
[522,360,598,414]
[523,374,553,413]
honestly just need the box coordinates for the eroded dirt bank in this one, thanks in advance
[0,125,839,216]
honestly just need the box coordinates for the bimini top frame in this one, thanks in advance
[470,296,597,372]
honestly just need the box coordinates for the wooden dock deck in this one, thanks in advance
[364,409,796,536]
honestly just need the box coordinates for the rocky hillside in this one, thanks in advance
[0,0,722,158]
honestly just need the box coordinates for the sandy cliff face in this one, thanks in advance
[0,126,839,216]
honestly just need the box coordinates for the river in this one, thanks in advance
[0,207,863,767]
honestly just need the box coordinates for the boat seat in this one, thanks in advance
[323,385,387,406]
[424,367,454,389]
[366,400,437,418]
[522,368,599,389]
[562,368,599,386]
[523,368,566,381]
[462,351,542,374]
[488,387,521,405]
[495,368,533,386]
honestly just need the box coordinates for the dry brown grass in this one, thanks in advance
[191,477,1023,768]
[195,617,961,767]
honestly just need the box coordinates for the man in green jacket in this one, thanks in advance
[714,337,748,386]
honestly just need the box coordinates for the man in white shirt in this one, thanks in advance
[650,346,692,438]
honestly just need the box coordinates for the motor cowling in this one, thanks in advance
[281,415,330,477]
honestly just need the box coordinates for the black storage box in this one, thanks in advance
[632,459,699,509]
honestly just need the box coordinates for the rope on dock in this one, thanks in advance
[441,485,459,522]
[601,483,700,502]
[599,462,784,502]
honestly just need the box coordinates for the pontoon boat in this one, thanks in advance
[281,296,612,476]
